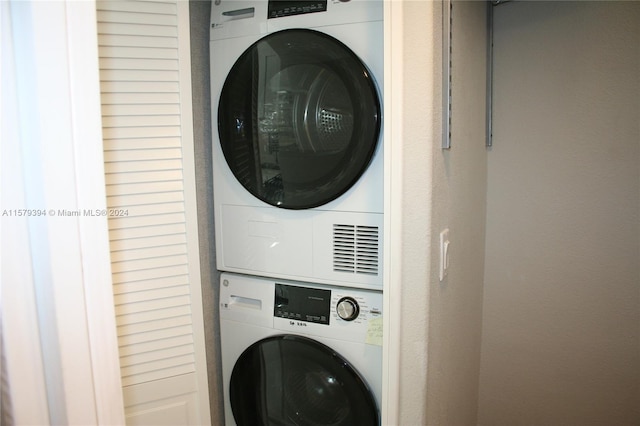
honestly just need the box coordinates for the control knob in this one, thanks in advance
[336,297,359,321]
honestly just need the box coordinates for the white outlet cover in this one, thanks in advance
[439,228,450,281]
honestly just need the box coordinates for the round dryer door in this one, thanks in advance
[218,29,381,210]
[229,335,379,426]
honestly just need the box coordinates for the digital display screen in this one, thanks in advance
[268,0,327,19]
[274,284,331,325]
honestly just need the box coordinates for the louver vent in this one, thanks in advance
[96,0,197,388]
[333,224,379,275]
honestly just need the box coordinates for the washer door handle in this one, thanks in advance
[222,7,255,19]
[229,295,262,310]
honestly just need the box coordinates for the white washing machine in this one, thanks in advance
[220,272,383,425]
[210,0,384,289]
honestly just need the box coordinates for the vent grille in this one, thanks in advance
[333,224,379,275]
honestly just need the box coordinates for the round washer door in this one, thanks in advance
[229,335,379,426]
[218,29,381,210]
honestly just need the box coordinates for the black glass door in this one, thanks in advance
[218,29,381,209]
[229,335,379,426]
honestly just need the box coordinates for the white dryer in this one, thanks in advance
[220,272,383,425]
[210,0,384,289]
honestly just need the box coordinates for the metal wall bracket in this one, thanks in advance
[487,0,512,147]
[442,0,452,149]
[445,0,509,149]
[486,0,494,147]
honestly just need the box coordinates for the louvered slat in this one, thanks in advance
[101,92,180,105]
[120,361,194,387]
[101,104,181,116]
[97,10,177,26]
[116,305,192,327]
[104,159,183,174]
[119,334,194,359]
[120,352,195,379]
[109,243,187,263]
[109,223,186,241]
[115,295,191,317]
[106,181,184,197]
[107,192,184,209]
[113,275,190,295]
[97,0,177,15]
[118,324,193,346]
[113,286,191,308]
[104,138,182,152]
[117,315,192,337]
[98,34,179,49]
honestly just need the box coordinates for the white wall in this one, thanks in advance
[479,2,640,424]
[387,1,488,424]
[385,1,435,422]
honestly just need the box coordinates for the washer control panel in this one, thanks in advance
[221,273,382,344]
[267,0,327,19]
[274,283,331,325]
[273,283,382,329]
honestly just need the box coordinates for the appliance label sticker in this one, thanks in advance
[366,316,383,346]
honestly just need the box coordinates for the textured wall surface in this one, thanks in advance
[389,1,488,424]
[425,1,488,424]
[189,1,224,424]
[479,2,640,424]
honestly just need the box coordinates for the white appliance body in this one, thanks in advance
[220,272,383,426]
[210,0,384,289]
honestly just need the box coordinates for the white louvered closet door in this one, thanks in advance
[96,1,211,424]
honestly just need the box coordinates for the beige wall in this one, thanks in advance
[390,1,488,424]
[426,0,488,424]
[479,2,640,424]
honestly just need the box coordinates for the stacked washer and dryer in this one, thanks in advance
[210,1,384,424]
